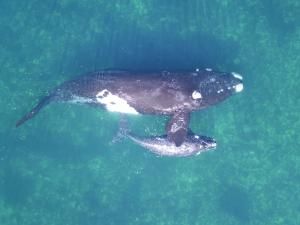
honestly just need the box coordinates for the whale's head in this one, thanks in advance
[187,134,217,155]
[192,70,243,107]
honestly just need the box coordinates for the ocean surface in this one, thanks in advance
[0,1,299,225]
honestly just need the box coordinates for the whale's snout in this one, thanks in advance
[200,135,217,149]
[196,70,244,107]
[231,72,243,93]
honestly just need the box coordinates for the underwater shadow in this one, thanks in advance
[68,29,239,72]
[116,31,239,71]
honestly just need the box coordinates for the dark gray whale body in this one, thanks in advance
[16,69,243,149]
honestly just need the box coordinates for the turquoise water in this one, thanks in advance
[1,1,299,224]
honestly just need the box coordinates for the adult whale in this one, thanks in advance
[16,69,243,146]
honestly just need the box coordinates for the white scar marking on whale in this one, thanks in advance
[192,91,202,100]
[96,89,139,115]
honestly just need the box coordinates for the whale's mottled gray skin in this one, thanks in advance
[126,132,217,157]
[16,69,243,146]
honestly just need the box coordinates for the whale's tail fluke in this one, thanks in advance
[16,95,54,127]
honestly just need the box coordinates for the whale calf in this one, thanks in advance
[126,132,217,157]
[16,69,243,146]
[115,118,216,157]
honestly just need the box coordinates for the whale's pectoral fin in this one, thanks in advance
[166,112,190,147]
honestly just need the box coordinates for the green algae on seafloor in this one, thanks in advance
[0,0,300,225]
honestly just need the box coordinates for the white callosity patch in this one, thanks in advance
[192,90,202,100]
[231,72,243,80]
[217,89,224,94]
[96,89,139,115]
[231,72,243,92]
[234,83,244,92]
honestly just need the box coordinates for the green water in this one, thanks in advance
[0,1,299,225]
